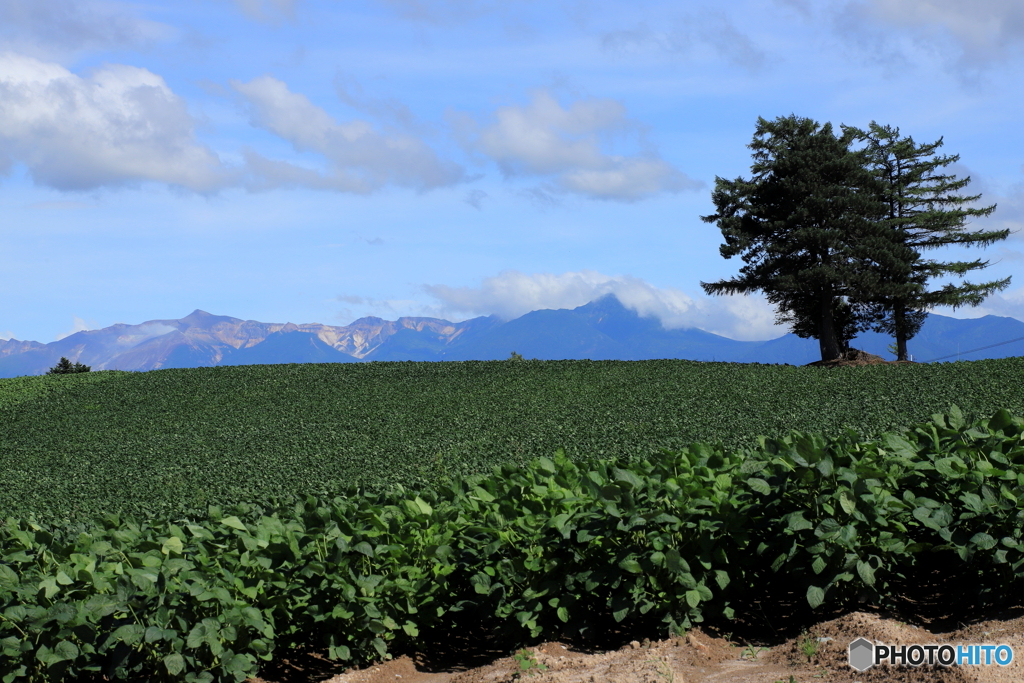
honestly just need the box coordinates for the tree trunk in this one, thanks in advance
[818,295,843,361]
[894,305,908,361]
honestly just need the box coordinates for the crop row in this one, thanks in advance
[3,407,1024,682]
[2,358,1023,522]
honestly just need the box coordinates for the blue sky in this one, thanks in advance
[2,0,1022,343]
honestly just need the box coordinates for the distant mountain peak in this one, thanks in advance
[0,301,1020,378]
[178,309,240,327]
[581,293,627,309]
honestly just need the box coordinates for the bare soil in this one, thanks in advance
[248,605,1024,683]
[804,348,917,368]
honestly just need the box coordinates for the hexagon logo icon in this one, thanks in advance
[849,638,875,671]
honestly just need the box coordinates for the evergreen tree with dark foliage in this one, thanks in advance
[46,357,91,374]
[700,115,889,361]
[847,122,1011,360]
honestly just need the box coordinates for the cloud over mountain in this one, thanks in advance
[424,269,788,341]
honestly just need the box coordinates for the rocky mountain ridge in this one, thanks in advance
[1,296,1022,377]
[0,309,498,377]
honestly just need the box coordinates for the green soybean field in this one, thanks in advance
[2,357,1022,523]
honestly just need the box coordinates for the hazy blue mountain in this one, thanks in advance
[0,310,494,377]
[437,295,1024,365]
[847,315,1024,362]
[440,295,752,361]
[1,296,1021,378]
[362,315,502,361]
[220,331,358,366]
[0,338,46,358]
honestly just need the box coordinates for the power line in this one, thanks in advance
[923,335,1024,363]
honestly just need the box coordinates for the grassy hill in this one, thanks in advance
[2,357,1023,522]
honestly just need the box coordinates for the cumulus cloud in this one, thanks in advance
[0,0,171,60]
[839,0,1024,68]
[0,53,230,191]
[232,75,465,193]
[457,90,700,202]
[424,270,788,341]
[601,13,767,70]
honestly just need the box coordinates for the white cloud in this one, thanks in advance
[560,158,693,201]
[839,0,1024,68]
[424,270,788,340]
[54,316,92,341]
[601,13,767,70]
[0,0,172,60]
[232,75,465,193]
[0,53,230,191]
[459,90,700,202]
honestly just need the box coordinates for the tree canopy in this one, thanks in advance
[701,115,1010,362]
[47,357,92,375]
[845,122,1011,360]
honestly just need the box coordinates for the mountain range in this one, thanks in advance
[1,295,1022,378]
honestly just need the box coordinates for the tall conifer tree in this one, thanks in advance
[701,115,887,361]
[848,122,1011,360]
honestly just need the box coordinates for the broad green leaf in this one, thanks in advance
[856,560,875,586]
[786,512,814,532]
[948,405,965,430]
[618,559,643,574]
[746,478,770,495]
[838,491,856,515]
[37,576,59,599]
[161,536,184,555]
[113,624,145,646]
[53,640,78,662]
[806,585,825,609]
[970,533,997,550]
[882,433,917,459]
[934,457,965,478]
[163,654,185,676]
[0,566,19,591]
[220,516,247,531]
[614,468,643,489]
